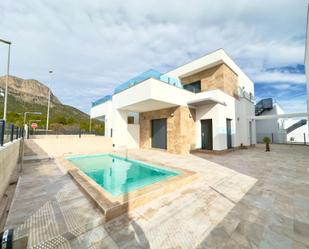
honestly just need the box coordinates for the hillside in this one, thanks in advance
[0,76,104,133]
[0,76,60,105]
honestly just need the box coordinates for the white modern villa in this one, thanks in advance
[90,49,256,154]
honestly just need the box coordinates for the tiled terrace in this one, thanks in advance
[4,140,309,249]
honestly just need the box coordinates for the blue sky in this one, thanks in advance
[0,0,308,113]
[255,64,307,113]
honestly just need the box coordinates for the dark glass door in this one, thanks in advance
[226,119,232,149]
[151,119,167,149]
[201,119,213,150]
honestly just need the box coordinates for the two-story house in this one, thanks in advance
[90,49,256,154]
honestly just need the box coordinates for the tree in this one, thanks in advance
[67,117,75,124]
[54,116,67,125]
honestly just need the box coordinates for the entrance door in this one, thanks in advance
[151,118,167,149]
[226,119,232,149]
[201,119,213,150]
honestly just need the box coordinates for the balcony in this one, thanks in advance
[113,77,193,112]
[114,69,183,94]
[92,95,112,107]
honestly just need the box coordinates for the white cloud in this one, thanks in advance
[0,0,308,112]
[277,98,308,113]
[253,71,306,84]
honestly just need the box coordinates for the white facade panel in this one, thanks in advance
[305,6,309,135]
[113,78,193,111]
[90,100,113,137]
[194,91,254,150]
[165,49,254,96]
[127,124,140,148]
[235,98,256,146]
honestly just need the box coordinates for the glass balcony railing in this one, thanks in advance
[114,69,183,94]
[92,95,112,107]
[92,69,183,108]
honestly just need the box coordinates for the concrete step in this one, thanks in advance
[22,155,53,163]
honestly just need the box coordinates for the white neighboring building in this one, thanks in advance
[305,5,309,135]
[91,49,256,154]
[255,99,286,143]
[284,119,308,143]
[255,98,308,144]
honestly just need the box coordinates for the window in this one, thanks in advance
[127,116,134,124]
[183,81,201,93]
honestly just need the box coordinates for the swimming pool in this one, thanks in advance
[67,154,179,196]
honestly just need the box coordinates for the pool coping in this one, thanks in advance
[58,154,200,221]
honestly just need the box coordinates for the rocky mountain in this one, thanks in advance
[0,75,104,133]
[0,76,60,106]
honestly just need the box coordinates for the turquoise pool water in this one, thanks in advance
[67,154,179,196]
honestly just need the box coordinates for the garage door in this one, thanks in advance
[151,118,167,149]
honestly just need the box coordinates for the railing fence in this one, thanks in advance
[0,120,23,146]
[28,129,105,137]
[257,132,308,145]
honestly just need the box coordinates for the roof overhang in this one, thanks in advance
[90,100,112,119]
[188,96,226,107]
[113,77,193,112]
[165,49,241,79]
[118,99,178,112]
[187,90,228,107]
[178,60,225,78]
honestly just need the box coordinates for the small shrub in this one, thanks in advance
[263,136,270,152]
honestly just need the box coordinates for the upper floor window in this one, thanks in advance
[127,116,135,124]
[183,81,201,93]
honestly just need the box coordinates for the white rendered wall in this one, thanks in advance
[111,108,140,150]
[255,104,285,143]
[112,109,128,149]
[305,6,309,136]
[90,100,113,137]
[90,100,112,119]
[284,119,308,143]
[127,124,140,148]
[256,104,284,134]
[195,92,241,150]
[235,98,256,146]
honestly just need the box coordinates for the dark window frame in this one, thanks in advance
[183,80,201,93]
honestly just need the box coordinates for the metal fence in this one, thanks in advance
[256,117,308,145]
[257,132,308,145]
[0,120,23,146]
[28,129,105,137]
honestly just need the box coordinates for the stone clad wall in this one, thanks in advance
[140,106,196,154]
[181,63,238,97]
[0,140,20,199]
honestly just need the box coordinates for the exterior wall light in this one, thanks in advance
[170,113,174,117]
